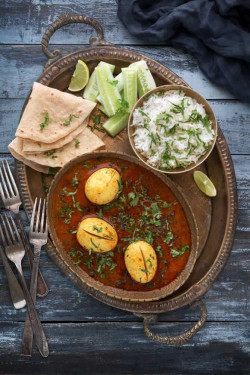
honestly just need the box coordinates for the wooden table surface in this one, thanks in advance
[0,1,249,374]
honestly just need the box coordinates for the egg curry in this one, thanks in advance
[52,157,191,291]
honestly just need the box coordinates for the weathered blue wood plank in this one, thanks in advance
[1,98,249,155]
[0,0,157,46]
[0,322,249,375]
[0,45,235,100]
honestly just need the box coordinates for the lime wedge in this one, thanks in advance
[193,171,217,197]
[68,60,89,92]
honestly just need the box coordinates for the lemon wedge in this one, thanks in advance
[193,171,217,197]
[68,60,89,92]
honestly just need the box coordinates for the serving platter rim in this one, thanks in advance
[15,44,238,313]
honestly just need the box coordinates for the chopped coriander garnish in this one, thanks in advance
[171,245,190,258]
[62,187,77,196]
[156,244,163,257]
[63,114,79,126]
[164,231,173,244]
[116,178,123,198]
[88,115,105,133]
[44,150,57,159]
[116,98,129,115]
[40,111,49,131]
[107,79,118,86]
[91,238,98,249]
[71,172,79,186]
[82,163,91,170]
[75,139,80,148]
[139,268,149,274]
[48,167,58,176]
[93,225,102,233]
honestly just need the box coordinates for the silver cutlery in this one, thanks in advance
[0,244,26,309]
[0,160,48,297]
[22,198,48,356]
[0,213,49,357]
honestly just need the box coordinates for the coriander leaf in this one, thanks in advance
[156,244,163,257]
[171,245,189,258]
[116,98,129,115]
[44,150,57,159]
[107,79,118,86]
[63,114,79,126]
[40,111,49,131]
[94,115,101,125]
[93,225,102,233]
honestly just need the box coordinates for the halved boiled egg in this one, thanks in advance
[85,167,121,205]
[124,241,157,284]
[77,216,118,253]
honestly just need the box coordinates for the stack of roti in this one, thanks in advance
[9,82,105,173]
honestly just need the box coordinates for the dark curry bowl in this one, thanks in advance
[128,85,218,175]
[47,151,199,302]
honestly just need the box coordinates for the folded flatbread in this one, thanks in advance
[9,128,105,170]
[22,117,89,154]
[16,82,96,144]
[9,138,49,174]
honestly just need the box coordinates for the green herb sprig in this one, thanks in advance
[40,111,50,131]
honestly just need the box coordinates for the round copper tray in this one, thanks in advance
[15,14,238,345]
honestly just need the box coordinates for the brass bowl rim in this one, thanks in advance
[128,85,218,175]
[47,151,199,302]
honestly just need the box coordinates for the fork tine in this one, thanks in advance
[9,215,22,244]
[5,160,19,196]
[0,169,10,199]
[0,219,8,248]
[0,215,12,245]
[4,214,16,244]
[2,161,15,197]
[0,182,5,198]
[30,198,37,233]
[40,199,46,233]
[35,198,42,233]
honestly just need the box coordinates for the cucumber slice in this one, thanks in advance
[122,68,137,111]
[83,62,115,102]
[99,105,109,117]
[130,60,156,97]
[96,94,103,104]
[100,62,115,73]
[115,72,124,92]
[96,62,121,117]
[83,70,98,102]
[103,112,129,137]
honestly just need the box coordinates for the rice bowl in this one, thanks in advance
[128,85,217,174]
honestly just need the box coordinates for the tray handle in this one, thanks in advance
[41,13,113,68]
[137,300,207,345]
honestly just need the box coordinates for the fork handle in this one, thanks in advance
[15,213,49,297]
[21,246,41,356]
[15,262,49,357]
[0,246,26,310]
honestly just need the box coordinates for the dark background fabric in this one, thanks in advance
[118,0,250,102]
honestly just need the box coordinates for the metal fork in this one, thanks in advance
[0,214,49,357]
[22,198,48,356]
[0,243,26,309]
[0,160,48,297]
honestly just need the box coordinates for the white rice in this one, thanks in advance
[131,90,215,170]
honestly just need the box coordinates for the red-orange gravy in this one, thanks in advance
[52,157,191,291]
